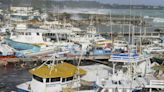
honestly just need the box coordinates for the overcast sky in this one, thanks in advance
[101,0,164,6]
[73,0,164,6]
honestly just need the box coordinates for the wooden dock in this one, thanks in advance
[0,54,110,65]
[41,54,110,61]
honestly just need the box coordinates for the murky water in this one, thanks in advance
[0,60,96,92]
[0,63,31,92]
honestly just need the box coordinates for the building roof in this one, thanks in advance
[29,62,86,78]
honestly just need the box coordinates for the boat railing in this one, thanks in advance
[150,80,164,85]
[146,80,164,88]
[110,54,149,62]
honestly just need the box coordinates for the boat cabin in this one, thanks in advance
[28,62,86,92]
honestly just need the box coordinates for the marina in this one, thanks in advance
[0,0,164,92]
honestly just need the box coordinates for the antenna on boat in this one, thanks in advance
[109,10,113,47]
[128,0,132,44]
[122,15,125,35]
[37,53,60,73]
[139,13,143,55]
[75,44,84,91]
[128,0,134,91]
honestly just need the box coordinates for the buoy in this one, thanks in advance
[20,63,26,68]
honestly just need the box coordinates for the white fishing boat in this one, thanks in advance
[113,39,127,48]
[68,23,106,44]
[80,64,112,85]
[143,44,164,54]
[153,17,164,23]
[10,24,52,45]
[113,35,128,52]
[16,54,86,92]
[94,50,164,92]
[4,24,55,53]
[0,44,16,58]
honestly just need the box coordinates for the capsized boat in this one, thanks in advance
[16,54,86,92]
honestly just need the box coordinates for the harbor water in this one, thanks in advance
[0,65,31,91]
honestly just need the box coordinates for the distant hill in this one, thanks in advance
[0,0,163,10]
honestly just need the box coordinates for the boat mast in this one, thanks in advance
[132,16,135,48]
[129,0,134,91]
[139,13,142,55]
[109,10,112,39]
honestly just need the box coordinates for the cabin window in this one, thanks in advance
[105,51,111,53]
[25,33,28,35]
[51,77,60,82]
[66,76,73,81]
[62,78,66,82]
[37,33,40,36]
[20,32,24,35]
[33,75,43,82]
[29,32,31,35]
[0,51,2,55]
[46,78,50,83]
[46,61,53,64]
[119,42,122,44]
[97,47,103,50]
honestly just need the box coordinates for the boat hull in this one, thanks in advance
[17,88,29,92]
[0,55,16,59]
[4,38,40,52]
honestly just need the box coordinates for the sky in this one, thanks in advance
[101,0,164,6]
[73,0,164,6]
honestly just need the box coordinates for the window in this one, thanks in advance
[66,76,73,81]
[105,51,111,53]
[29,32,31,35]
[46,78,50,83]
[51,77,60,82]
[21,32,24,35]
[123,42,126,44]
[25,33,28,35]
[33,75,43,82]
[37,33,39,36]
[62,78,66,82]
[97,47,103,50]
